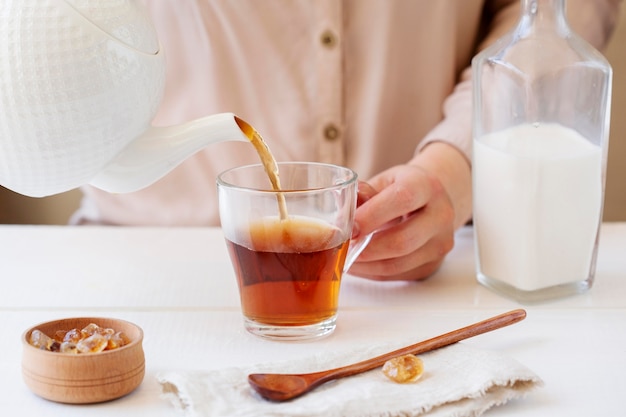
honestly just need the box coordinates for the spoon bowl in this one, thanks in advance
[248,309,527,402]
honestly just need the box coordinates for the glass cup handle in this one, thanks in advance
[343,231,374,272]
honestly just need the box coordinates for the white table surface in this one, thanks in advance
[1,223,625,416]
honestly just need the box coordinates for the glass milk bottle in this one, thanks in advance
[472,0,612,302]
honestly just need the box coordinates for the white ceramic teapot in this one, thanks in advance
[0,0,250,197]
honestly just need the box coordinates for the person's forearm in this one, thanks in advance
[409,142,472,230]
[566,0,621,50]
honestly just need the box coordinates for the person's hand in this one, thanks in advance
[349,142,471,281]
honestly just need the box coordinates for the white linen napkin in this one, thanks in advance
[158,342,542,417]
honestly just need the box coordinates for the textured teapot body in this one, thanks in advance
[0,0,167,196]
[0,1,249,198]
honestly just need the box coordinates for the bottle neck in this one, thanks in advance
[519,0,569,36]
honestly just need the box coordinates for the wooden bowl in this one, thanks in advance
[22,317,145,404]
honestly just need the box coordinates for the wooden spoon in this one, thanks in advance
[248,309,526,402]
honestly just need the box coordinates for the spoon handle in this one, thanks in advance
[321,309,526,382]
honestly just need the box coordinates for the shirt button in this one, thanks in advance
[320,30,337,48]
[323,124,340,141]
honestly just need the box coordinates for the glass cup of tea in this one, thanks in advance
[217,162,371,341]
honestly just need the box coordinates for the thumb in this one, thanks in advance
[353,181,378,239]
[357,181,378,207]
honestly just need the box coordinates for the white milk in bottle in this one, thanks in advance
[473,123,603,295]
[471,0,611,302]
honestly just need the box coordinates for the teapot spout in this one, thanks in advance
[89,113,250,193]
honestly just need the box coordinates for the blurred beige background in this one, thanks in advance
[1,9,625,225]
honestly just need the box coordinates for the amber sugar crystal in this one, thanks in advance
[29,323,130,354]
[382,354,424,383]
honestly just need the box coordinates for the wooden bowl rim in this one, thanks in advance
[22,316,143,357]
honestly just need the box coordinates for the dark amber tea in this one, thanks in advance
[226,216,349,327]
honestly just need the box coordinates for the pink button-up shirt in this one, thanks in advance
[73,0,619,226]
